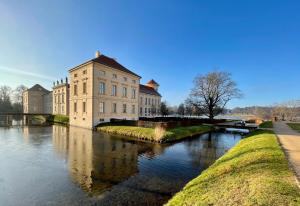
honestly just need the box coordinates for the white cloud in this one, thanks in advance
[0,66,56,81]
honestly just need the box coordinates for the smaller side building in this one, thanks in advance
[53,78,70,116]
[139,79,161,117]
[23,84,52,114]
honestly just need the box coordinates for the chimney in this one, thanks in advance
[95,50,101,58]
[65,77,68,83]
[61,78,63,84]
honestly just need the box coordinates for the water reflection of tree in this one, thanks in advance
[184,132,233,170]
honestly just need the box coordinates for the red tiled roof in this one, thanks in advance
[70,54,141,78]
[147,79,159,85]
[139,84,161,97]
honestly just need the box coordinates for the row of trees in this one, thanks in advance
[160,71,242,119]
[230,100,300,121]
[160,71,300,121]
[0,85,27,113]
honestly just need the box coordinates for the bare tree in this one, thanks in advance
[177,103,185,116]
[273,100,300,121]
[0,86,13,112]
[187,71,242,120]
[13,85,27,104]
[160,101,169,116]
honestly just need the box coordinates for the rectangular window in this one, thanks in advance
[131,105,135,114]
[112,85,117,96]
[140,107,142,115]
[140,97,143,104]
[145,98,147,105]
[62,94,64,103]
[83,82,87,94]
[83,70,87,74]
[123,104,127,113]
[83,102,86,113]
[132,80,136,84]
[122,87,127,97]
[100,70,105,76]
[145,108,147,115]
[74,102,77,113]
[112,103,117,113]
[152,99,154,105]
[99,82,105,95]
[74,73,77,78]
[99,102,104,113]
[74,85,77,95]
[123,77,127,82]
[113,74,117,79]
[131,88,136,99]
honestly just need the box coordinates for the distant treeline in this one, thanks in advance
[229,101,300,121]
[0,85,27,113]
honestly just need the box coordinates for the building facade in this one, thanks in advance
[53,78,70,116]
[69,51,141,129]
[139,80,161,117]
[23,84,52,114]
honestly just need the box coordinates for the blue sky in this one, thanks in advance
[0,0,300,108]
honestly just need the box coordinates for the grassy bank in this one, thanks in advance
[165,130,300,206]
[47,114,69,125]
[287,123,300,133]
[97,125,212,143]
[259,121,273,128]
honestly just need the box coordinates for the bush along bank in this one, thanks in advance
[165,130,300,206]
[47,114,69,125]
[96,125,213,143]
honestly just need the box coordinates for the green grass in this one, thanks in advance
[287,123,300,133]
[165,130,300,206]
[97,125,212,143]
[259,121,273,128]
[97,126,156,140]
[47,114,69,124]
[32,115,47,123]
[162,125,212,142]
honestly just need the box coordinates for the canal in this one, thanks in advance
[0,125,242,206]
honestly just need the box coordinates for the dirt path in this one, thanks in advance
[274,121,300,182]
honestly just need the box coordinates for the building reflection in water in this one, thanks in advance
[52,125,139,196]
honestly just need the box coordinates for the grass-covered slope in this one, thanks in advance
[97,125,212,143]
[165,130,300,206]
[47,114,69,124]
[163,125,212,142]
[287,123,300,133]
[259,121,273,128]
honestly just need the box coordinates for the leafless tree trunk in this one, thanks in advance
[187,71,242,120]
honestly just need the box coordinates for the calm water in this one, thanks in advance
[0,125,241,206]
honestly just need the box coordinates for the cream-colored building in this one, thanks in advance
[139,80,161,117]
[69,51,141,129]
[23,84,52,114]
[52,78,70,115]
